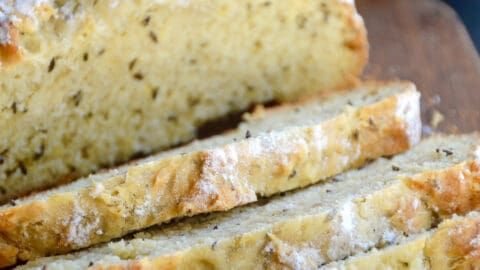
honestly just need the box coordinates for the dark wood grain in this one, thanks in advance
[357,0,480,133]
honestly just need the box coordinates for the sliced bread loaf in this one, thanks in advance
[0,0,368,201]
[322,211,480,270]
[16,134,480,270]
[0,81,420,267]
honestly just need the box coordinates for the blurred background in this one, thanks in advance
[445,0,480,52]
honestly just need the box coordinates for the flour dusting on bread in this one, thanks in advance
[0,0,51,44]
[395,89,422,145]
[63,200,100,246]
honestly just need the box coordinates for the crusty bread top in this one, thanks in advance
[425,211,480,269]
[15,134,480,270]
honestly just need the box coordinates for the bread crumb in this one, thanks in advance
[430,110,444,128]
[243,105,266,122]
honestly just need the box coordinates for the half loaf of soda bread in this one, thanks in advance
[0,0,368,201]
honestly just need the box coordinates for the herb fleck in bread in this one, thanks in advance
[16,134,480,270]
[322,211,480,270]
[0,81,419,267]
[0,0,367,201]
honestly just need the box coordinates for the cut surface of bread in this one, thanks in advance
[16,134,480,270]
[0,0,368,201]
[322,211,480,270]
[0,81,420,267]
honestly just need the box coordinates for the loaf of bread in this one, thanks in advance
[0,81,419,267]
[0,0,367,201]
[16,134,480,270]
[322,211,480,269]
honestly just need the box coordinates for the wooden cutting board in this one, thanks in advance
[357,0,480,133]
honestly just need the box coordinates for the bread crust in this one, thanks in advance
[0,84,420,267]
[426,214,480,269]
[323,213,480,270]
[0,23,22,66]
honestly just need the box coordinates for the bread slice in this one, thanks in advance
[322,233,429,270]
[322,211,480,270]
[0,0,368,202]
[0,81,420,267]
[15,134,480,270]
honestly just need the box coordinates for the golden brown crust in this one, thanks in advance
[406,161,480,217]
[0,23,22,66]
[341,1,369,90]
[0,242,17,267]
[425,215,480,269]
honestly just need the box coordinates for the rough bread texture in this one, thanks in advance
[0,82,420,267]
[322,234,429,270]
[322,212,480,270]
[425,212,480,269]
[0,0,368,201]
[16,134,480,270]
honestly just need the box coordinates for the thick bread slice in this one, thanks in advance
[16,134,480,270]
[0,0,368,202]
[0,82,420,267]
[322,212,480,270]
